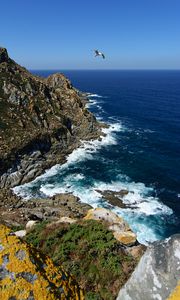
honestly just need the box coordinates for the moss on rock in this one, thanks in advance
[0,224,84,299]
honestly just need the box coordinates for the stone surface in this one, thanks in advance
[0,193,92,228]
[168,281,180,300]
[14,229,26,237]
[84,207,126,224]
[127,244,146,259]
[0,224,84,299]
[0,48,102,189]
[58,216,77,224]
[117,234,180,300]
[96,189,129,209]
[113,231,137,246]
[26,220,37,231]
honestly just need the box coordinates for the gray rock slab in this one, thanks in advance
[117,234,180,300]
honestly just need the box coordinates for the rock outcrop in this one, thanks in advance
[0,192,92,228]
[116,234,180,300]
[0,224,84,299]
[84,208,137,246]
[0,48,101,188]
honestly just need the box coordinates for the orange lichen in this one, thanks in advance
[168,281,180,300]
[0,224,84,300]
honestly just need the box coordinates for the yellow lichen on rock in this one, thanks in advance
[113,231,137,246]
[0,224,84,300]
[168,281,180,300]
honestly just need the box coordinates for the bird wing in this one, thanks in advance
[102,53,105,59]
[94,50,99,55]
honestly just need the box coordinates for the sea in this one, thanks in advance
[13,70,180,245]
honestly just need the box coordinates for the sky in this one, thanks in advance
[1,0,180,69]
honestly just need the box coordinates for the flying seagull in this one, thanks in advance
[94,49,105,59]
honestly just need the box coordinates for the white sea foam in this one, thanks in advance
[12,93,173,245]
[32,174,173,245]
[13,122,124,196]
[87,93,103,98]
[65,122,123,165]
[14,163,173,245]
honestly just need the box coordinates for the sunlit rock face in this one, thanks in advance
[0,47,100,188]
[0,224,84,300]
[116,234,180,300]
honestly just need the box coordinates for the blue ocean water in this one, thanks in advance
[14,70,180,244]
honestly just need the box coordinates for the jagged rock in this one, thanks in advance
[26,220,37,231]
[0,224,84,299]
[84,208,137,246]
[0,48,101,188]
[96,189,130,209]
[0,47,9,63]
[26,210,44,221]
[116,234,180,300]
[127,244,146,259]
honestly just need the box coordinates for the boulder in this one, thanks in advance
[84,207,126,224]
[14,229,26,237]
[26,220,37,231]
[116,234,180,300]
[113,231,137,246]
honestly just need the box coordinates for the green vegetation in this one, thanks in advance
[25,219,136,300]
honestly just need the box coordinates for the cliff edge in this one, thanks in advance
[0,48,101,188]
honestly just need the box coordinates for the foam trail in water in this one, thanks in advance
[37,175,173,244]
[13,122,124,196]
[86,93,104,98]
[12,90,173,245]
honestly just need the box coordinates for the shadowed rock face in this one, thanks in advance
[116,234,180,300]
[0,48,101,188]
[0,224,84,299]
[0,48,9,63]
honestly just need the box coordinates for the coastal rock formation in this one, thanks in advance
[0,192,92,228]
[84,208,137,245]
[0,47,101,188]
[0,224,84,299]
[116,234,180,300]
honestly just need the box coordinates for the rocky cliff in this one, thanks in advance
[0,224,84,299]
[0,47,101,188]
[116,234,180,300]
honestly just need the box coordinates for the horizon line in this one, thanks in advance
[29,68,180,71]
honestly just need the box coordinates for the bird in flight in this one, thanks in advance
[94,49,105,59]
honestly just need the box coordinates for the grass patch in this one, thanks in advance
[25,219,136,299]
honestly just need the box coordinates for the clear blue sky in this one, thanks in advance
[1,0,180,69]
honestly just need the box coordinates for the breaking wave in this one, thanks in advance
[13,92,173,245]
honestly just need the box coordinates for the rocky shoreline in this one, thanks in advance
[1,48,180,300]
[0,47,106,191]
[0,47,108,201]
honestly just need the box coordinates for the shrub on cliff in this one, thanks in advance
[25,219,136,300]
